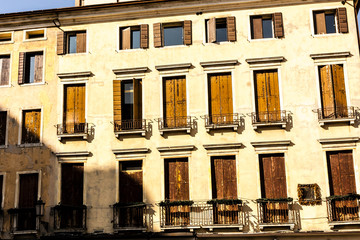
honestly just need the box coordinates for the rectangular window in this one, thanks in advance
[18,173,38,231]
[56,31,86,55]
[63,84,86,134]
[153,21,192,47]
[206,17,236,43]
[0,32,12,43]
[18,52,43,85]
[113,79,142,130]
[163,76,187,128]
[24,29,45,40]
[119,161,143,203]
[120,25,149,50]
[164,24,183,46]
[165,158,189,201]
[0,111,7,146]
[251,13,284,39]
[21,109,41,144]
[318,64,347,118]
[0,55,10,86]
[0,175,3,208]
[254,69,281,122]
[313,8,348,35]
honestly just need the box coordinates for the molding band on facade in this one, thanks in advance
[57,71,93,79]
[203,143,243,150]
[245,56,285,64]
[310,52,351,60]
[113,67,149,76]
[113,148,150,155]
[157,145,195,152]
[55,151,91,163]
[318,137,359,149]
[251,140,292,152]
[155,63,192,71]
[200,60,239,68]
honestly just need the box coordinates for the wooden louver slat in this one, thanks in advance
[57,32,65,55]
[337,8,348,33]
[183,20,192,45]
[227,16,236,42]
[140,24,149,49]
[273,12,284,38]
[153,23,163,48]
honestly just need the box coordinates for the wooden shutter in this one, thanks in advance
[337,8,348,33]
[319,65,335,118]
[76,32,86,53]
[65,85,85,133]
[0,56,10,86]
[61,163,84,206]
[164,78,175,127]
[133,79,142,121]
[184,20,192,45]
[175,77,187,126]
[219,73,233,115]
[122,27,131,50]
[209,75,221,123]
[314,11,326,34]
[22,110,41,144]
[119,163,143,203]
[266,71,280,121]
[208,18,216,43]
[0,175,3,207]
[0,112,6,145]
[113,80,122,124]
[260,155,287,199]
[252,16,263,39]
[332,64,347,117]
[255,72,268,121]
[19,173,38,208]
[227,16,236,42]
[75,85,85,125]
[154,23,163,48]
[212,157,237,199]
[273,12,284,38]
[57,32,65,55]
[34,53,43,83]
[166,159,189,201]
[18,52,25,85]
[140,24,149,49]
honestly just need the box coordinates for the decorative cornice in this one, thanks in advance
[310,52,351,60]
[246,56,285,64]
[57,71,92,79]
[113,67,149,75]
[157,145,195,152]
[203,143,243,150]
[318,137,359,144]
[200,60,239,68]
[155,63,192,71]
[251,140,292,148]
[55,151,91,157]
[112,148,150,155]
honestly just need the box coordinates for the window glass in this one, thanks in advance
[216,21,227,42]
[122,81,134,121]
[131,29,140,49]
[262,18,273,38]
[28,55,35,83]
[325,13,336,34]
[68,35,77,54]
[164,26,183,46]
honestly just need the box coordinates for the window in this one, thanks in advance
[298,184,321,205]
[21,109,41,144]
[250,13,284,39]
[24,29,45,40]
[313,8,348,35]
[63,84,86,134]
[57,31,86,55]
[113,79,142,130]
[0,32,12,43]
[318,64,347,118]
[120,25,148,50]
[0,111,7,146]
[119,161,143,203]
[154,21,192,47]
[206,17,236,43]
[165,158,189,201]
[18,51,43,84]
[0,55,10,86]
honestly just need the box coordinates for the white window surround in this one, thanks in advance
[60,28,89,55]
[0,53,12,88]
[17,107,44,147]
[247,13,277,42]
[23,28,47,42]
[19,49,46,87]
[0,31,14,44]
[309,7,341,37]
[14,170,42,208]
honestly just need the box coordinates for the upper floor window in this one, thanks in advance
[120,25,148,50]
[313,8,348,35]
[21,109,41,144]
[24,29,45,41]
[0,32,12,43]
[57,31,86,55]
[63,84,86,134]
[250,13,284,39]
[18,51,43,85]
[0,55,10,86]
[206,17,236,43]
[154,21,192,47]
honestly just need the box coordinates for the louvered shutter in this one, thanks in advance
[18,52,25,85]
[267,71,281,121]
[113,80,122,126]
[34,53,43,83]
[164,78,175,127]
[337,8,348,33]
[153,23,163,47]
[252,16,263,39]
[209,74,221,123]
[219,73,233,117]
[332,64,347,117]
[227,16,236,41]
[122,27,131,50]
[140,24,149,49]
[57,32,65,55]
[255,72,268,121]
[119,166,143,203]
[319,65,335,118]
[273,13,284,38]
[174,77,187,126]
[314,12,326,34]
[0,56,10,86]
[76,32,86,53]
[184,20,192,45]
[208,18,216,43]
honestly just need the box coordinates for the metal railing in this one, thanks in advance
[327,198,360,222]
[56,123,91,135]
[159,200,245,228]
[251,110,290,124]
[204,113,242,127]
[316,106,357,120]
[8,208,37,232]
[257,200,296,225]
[114,119,147,132]
[53,204,87,231]
[113,203,148,229]
[158,116,195,130]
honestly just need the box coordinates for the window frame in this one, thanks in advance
[60,29,88,55]
[205,18,228,43]
[19,49,46,86]
[118,25,143,51]
[0,53,12,88]
[0,31,14,44]
[18,107,43,147]
[162,22,184,47]
[0,110,9,148]
[310,7,343,37]
[14,170,42,208]
[23,28,47,42]
[249,14,275,41]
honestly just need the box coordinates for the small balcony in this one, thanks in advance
[158,116,196,135]
[56,123,93,141]
[251,110,291,130]
[203,113,243,132]
[257,198,296,230]
[327,195,360,228]
[53,204,87,232]
[8,208,37,233]
[314,106,359,126]
[159,200,245,231]
[113,119,149,137]
[113,202,149,231]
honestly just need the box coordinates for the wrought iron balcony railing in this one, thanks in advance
[113,119,148,137]
[257,199,296,228]
[8,208,37,232]
[251,110,291,129]
[56,123,93,140]
[327,198,360,223]
[315,107,358,126]
[113,203,149,230]
[53,204,87,231]
[158,116,195,135]
[204,113,243,131]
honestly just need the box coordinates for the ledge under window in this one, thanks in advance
[250,110,291,130]
[313,107,359,127]
[157,116,196,135]
[56,123,94,141]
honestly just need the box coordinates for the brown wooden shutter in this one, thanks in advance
[332,64,347,117]
[0,112,6,145]
[34,53,43,83]
[212,156,237,199]
[133,79,142,121]
[255,72,267,121]
[153,23,163,48]
[22,110,40,144]
[267,71,280,121]
[0,175,3,207]
[164,78,175,127]
[57,32,65,55]
[65,85,85,133]
[0,56,10,86]
[18,52,25,85]
[119,163,143,203]
[209,74,221,123]
[140,24,149,49]
[213,158,224,199]
[75,85,86,125]
[76,32,86,53]
[260,155,287,199]
[227,16,236,42]
[319,65,335,118]
[61,163,84,206]
[174,77,187,126]
[219,73,233,115]
[183,20,192,45]
[252,16,263,39]
[19,173,38,208]
[337,8,348,33]
[314,11,326,34]
[166,159,189,201]
[113,80,122,124]
[122,27,131,50]
[273,12,284,38]
[208,18,216,43]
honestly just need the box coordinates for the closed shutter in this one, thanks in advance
[255,72,268,121]
[219,73,233,116]
[0,112,6,145]
[140,24,149,49]
[122,27,131,50]
[61,163,84,206]
[184,20,192,45]
[34,54,43,83]
[0,56,10,86]
[76,32,86,53]
[319,65,335,118]
[337,8,348,33]
[212,156,237,199]
[164,78,175,127]
[0,175,3,207]
[165,159,189,201]
[175,77,187,126]
[267,71,280,121]
[57,32,65,55]
[22,110,41,144]
[154,23,163,48]
[133,79,142,121]
[273,12,284,38]
[209,74,221,123]
[18,52,25,85]
[252,16,263,39]
[332,64,347,117]
[227,16,236,42]
[64,85,85,133]
[207,18,216,43]
[113,80,122,124]
[75,84,86,126]
[19,173,38,208]
[119,164,143,203]
[314,11,326,34]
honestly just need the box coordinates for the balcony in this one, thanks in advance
[8,208,37,233]
[314,106,359,126]
[56,123,93,141]
[157,116,196,135]
[113,119,149,137]
[251,110,291,130]
[158,200,245,231]
[113,202,149,231]
[53,204,87,232]
[327,195,360,228]
[257,198,296,230]
[203,113,243,132]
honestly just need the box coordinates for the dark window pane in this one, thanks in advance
[262,18,273,38]
[68,35,77,54]
[131,29,140,49]
[325,13,336,34]
[121,161,142,171]
[122,81,134,120]
[164,26,183,46]
[216,22,227,42]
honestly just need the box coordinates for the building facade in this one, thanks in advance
[0,0,360,239]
